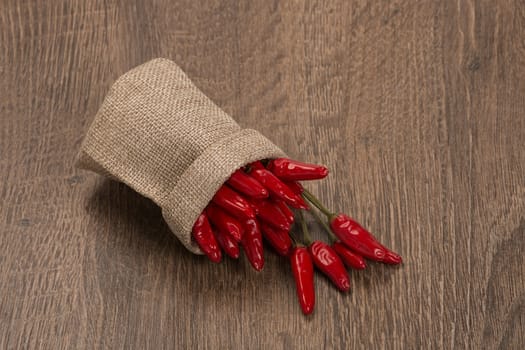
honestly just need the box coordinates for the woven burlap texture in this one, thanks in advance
[76,58,285,254]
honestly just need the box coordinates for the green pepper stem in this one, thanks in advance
[298,210,313,246]
[309,207,337,243]
[289,227,304,248]
[302,189,334,217]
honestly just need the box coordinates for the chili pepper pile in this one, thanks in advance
[191,158,402,315]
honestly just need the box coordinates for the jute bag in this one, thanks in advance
[76,58,285,254]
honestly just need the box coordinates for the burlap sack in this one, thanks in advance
[76,58,285,254]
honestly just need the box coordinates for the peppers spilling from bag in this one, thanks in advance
[191,157,403,315]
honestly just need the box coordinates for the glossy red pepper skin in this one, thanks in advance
[260,223,292,256]
[227,169,269,199]
[212,185,256,220]
[268,158,329,181]
[330,214,387,262]
[290,247,315,315]
[249,160,266,171]
[274,199,294,224]
[332,242,366,270]
[250,168,308,209]
[206,204,243,242]
[380,245,403,265]
[214,229,240,259]
[250,199,291,231]
[284,181,304,195]
[308,241,350,292]
[241,219,264,271]
[191,213,222,263]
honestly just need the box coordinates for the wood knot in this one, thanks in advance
[468,57,481,71]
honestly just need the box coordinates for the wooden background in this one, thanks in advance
[1,0,524,349]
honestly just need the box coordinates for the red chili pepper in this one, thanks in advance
[250,168,308,209]
[213,229,240,259]
[329,214,387,262]
[380,245,403,265]
[241,219,264,271]
[268,158,329,181]
[260,223,292,256]
[308,241,350,292]
[227,169,269,199]
[212,185,256,220]
[332,241,366,270]
[273,199,294,224]
[191,213,222,263]
[206,204,243,242]
[249,160,265,171]
[250,199,291,231]
[284,181,304,195]
[290,247,315,315]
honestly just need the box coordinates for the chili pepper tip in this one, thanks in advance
[208,251,222,263]
[252,261,264,271]
[382,251,403,265]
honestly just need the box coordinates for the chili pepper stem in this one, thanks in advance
[302,189,335,218]
[298,210,313,246]
[289,230,303,248]
[309,207,338,243]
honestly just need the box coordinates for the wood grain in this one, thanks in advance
[1,0,524,349]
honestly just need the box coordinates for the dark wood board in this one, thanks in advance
[1,1,524,348]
